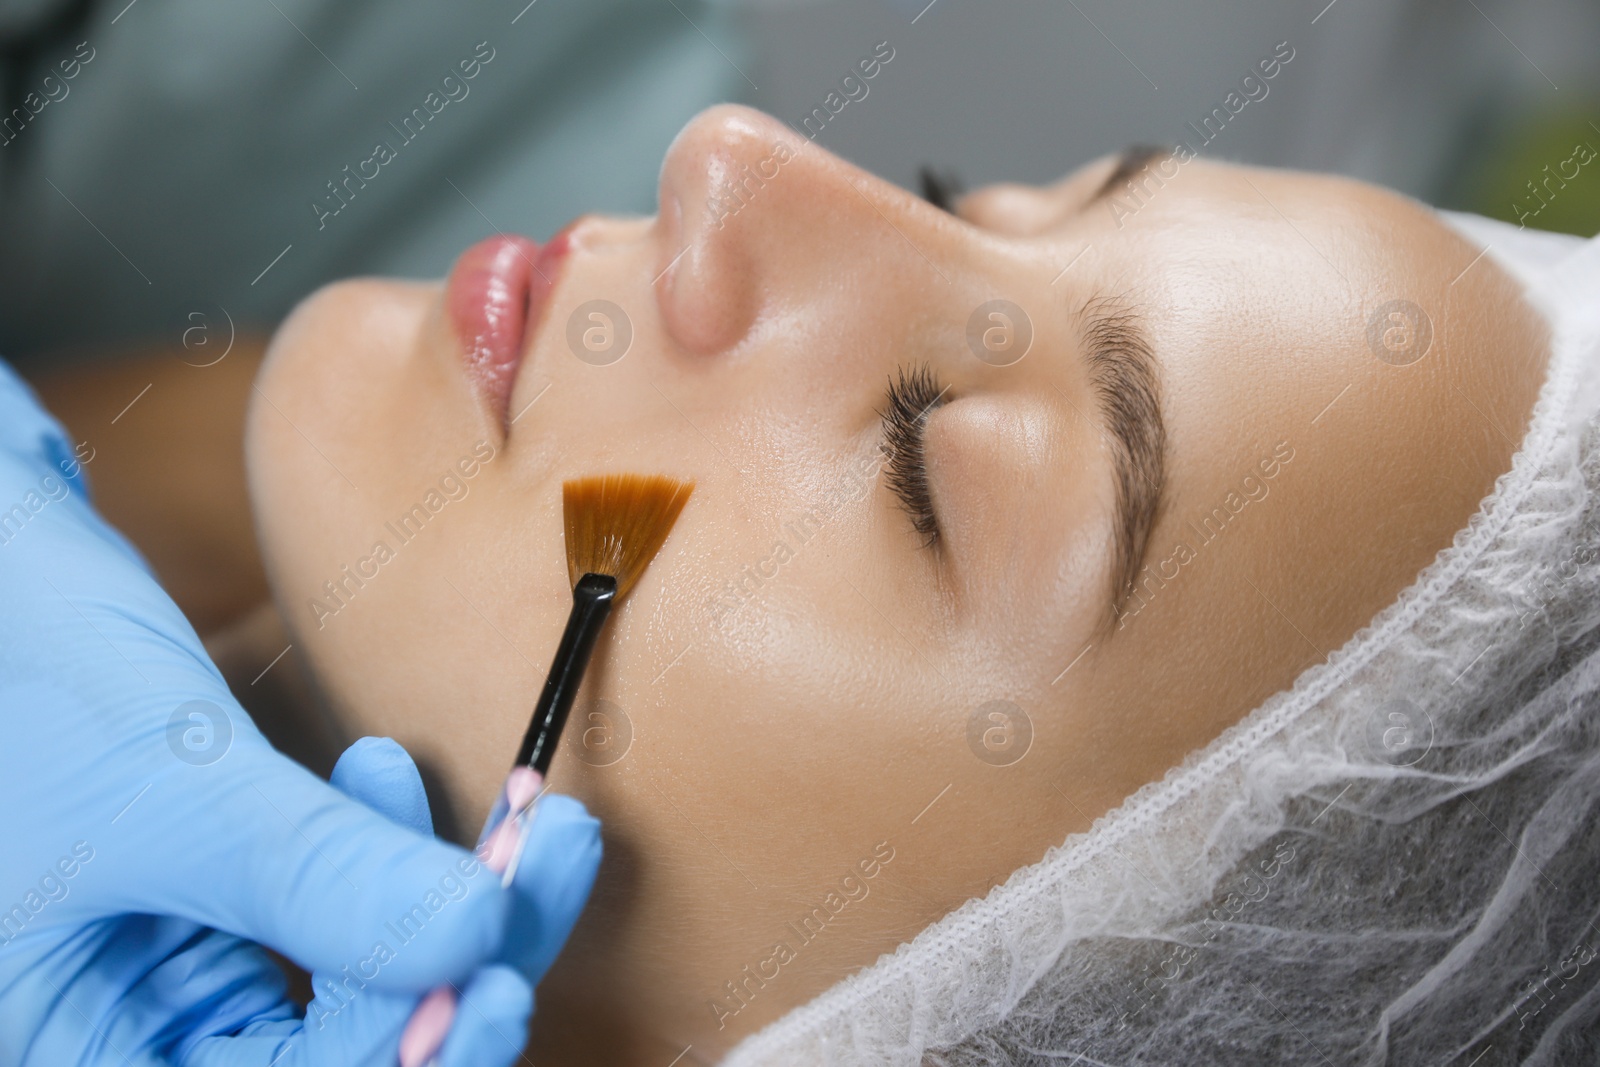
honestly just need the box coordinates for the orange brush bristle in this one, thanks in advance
[563,474,694,596]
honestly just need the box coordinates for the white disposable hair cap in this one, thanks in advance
[724,212,1600,1066]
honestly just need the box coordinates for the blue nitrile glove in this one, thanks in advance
[0,359,600,1065]
[332,737,601,997]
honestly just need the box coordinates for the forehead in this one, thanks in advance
[1066,155,1446,261]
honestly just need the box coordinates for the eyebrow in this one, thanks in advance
[1077,296,1167,631]
[1085,144,1174,210]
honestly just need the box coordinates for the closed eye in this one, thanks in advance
[879,364,950,548]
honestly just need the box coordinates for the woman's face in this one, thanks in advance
[247,105,1545,1059]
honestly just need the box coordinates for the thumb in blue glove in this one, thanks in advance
[179,737,541,1067]
[318,737,551,1067]
[329,737,602,1064]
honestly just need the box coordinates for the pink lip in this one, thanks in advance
[446,232,569,427]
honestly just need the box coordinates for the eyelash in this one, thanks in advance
[918,164,964,214]
[879,364,948,548]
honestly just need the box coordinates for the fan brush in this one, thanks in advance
[402,474,693,1067]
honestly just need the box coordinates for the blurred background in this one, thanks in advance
[1,0,1597,368]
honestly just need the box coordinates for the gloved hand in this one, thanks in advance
[0,359,600,1065]
[328,737,602,1040]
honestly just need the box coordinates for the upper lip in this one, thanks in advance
[445,231,569,428]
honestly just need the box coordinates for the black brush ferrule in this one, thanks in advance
[515,572,618,775]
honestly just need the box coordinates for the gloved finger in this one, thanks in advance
[383,789,591,1066]
[434,966,534,1067]
[104,923,299,1067]
[108,740,506,993]
[179,981,416,1067]
[329,736,434,836]
[500,793,602,985]
[292,970,439,1067]
[180,964,505,1067]
[235,967,532,1067]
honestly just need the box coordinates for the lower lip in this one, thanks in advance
[446,232,568,426]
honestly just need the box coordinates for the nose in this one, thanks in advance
[654,105,941,357]
[654,105,797,355]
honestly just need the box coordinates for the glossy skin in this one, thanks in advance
[246,105,1548,1062]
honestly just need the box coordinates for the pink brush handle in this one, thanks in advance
[396,766,543,1066]
[480,766,544,884]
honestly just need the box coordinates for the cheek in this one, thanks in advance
[249,279,449,550]
[556,521,1096,1028]
[557,463,938,826]
[248,280,522,803]
[279,472,571,841]
[393,496,568,833]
